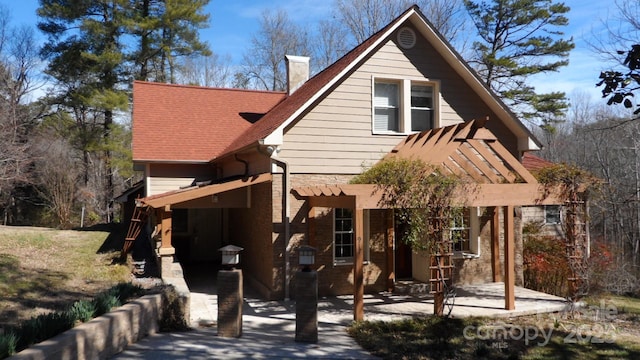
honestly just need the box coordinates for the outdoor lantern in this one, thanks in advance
[298,245,316,271]
[219,244,243,268]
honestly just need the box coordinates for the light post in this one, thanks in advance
[217,244,243,337]
[295,245,318,343]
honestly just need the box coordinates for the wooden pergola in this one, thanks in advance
[293,119,569,321]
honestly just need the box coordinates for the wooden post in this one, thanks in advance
[491,207,502,282]
[504,205,515,310]
[386,209,395,292]
[308,206,316,248]
[354,208,364,321]
[160,205,173,250]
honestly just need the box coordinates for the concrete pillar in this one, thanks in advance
[295,270,318,343]
[217,269,243,337]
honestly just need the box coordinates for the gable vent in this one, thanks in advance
[397,27,416,49]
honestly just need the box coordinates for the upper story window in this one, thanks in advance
[374,82,400,132]
[373,78,437,134]
[410,85,434,131]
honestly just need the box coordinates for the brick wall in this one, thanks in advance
[454,207,524,287]
[286,174,390,297]
[228,181,275,298]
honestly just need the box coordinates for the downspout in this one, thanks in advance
[258,145,291,300]
[235,154,250,176]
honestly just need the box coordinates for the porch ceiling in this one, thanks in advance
[142,173,272,209]
[293,119,567,208]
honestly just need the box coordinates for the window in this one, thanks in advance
[373,78,437,134]
[374,82,399,132]
[545,205,561,224]
[451,208,471,252]
[411,85,433,131]
[333,208,370,265]
[334,208,354,261]
[451,207,480,258]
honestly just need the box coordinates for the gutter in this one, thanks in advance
[258,145,292,300]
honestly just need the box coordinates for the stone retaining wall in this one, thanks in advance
[9,294,163,360]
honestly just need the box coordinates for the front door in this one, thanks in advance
[394,219,413,279]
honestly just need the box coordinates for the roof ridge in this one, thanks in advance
[133,80,286,95]
[216,6,418,159]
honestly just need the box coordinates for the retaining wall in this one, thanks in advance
[9,294,162,360]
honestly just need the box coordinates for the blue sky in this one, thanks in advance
[1,0,624,103]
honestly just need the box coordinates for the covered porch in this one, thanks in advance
[293,119,577,321]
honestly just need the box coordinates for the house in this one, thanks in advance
[521,152,564,237]
[129,6,579,319]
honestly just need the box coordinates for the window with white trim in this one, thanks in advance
[333,208,370,265]
[374,82,400,132]
[545,205,561,224]
[373,78,436,134]
[410,84,434,131]
[452,207,480,258]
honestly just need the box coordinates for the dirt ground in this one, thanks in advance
[0,224,132,328]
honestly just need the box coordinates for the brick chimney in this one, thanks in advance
[285,55,310,95]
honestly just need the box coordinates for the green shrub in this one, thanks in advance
[94,291,121,317]
[0,332,17,358]
[110,283,145,302]
[68,300,96,323]
[16,312,75,350]
[3,282,147,358]
[159,286,190,332]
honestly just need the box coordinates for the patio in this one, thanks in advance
[188,275,571,328]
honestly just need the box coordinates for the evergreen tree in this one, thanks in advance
[127,0,210,82]
[464,0,574,126]
[37,0,210,222]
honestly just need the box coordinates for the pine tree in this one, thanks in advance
[464,0,574,126]
[37,0,210,221]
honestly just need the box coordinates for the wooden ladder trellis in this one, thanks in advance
[429,216,456,316]
[120,202,151,258]
[564,198,589,301]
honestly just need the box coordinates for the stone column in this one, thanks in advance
[217,269,243,337]
[295,270,318,343]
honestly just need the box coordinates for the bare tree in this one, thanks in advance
[241,9,311,91]
[334,0,468,46]
[31,133,80,229]
[0,8,43,223]
[588,0,640,64]
[312,19,349,72]
[177,53,233,87]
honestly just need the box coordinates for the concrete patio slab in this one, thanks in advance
[113,274,571,359]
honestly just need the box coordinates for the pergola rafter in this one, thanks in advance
[293,119,577,320]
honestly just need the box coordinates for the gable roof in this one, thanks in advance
[219,5,540,158]
[132,81,285,163]
[522,152,555,172]
[133,5,541,164]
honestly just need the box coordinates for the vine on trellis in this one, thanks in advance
[535,163,600,302]
[351,157,472,315]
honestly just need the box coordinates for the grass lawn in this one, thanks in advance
[0,225,131,328]
[348,295,640,359]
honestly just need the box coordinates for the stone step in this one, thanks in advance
[393,280,431,295]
